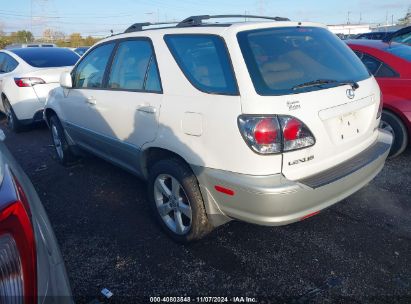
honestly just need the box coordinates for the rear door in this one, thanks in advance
[89,38,162,170]
[237,26,380,181]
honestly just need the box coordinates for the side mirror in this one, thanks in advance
[60,71,73,88]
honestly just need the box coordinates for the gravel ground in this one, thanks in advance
[3,120,411,304]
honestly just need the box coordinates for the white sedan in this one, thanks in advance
[0,48,79,132]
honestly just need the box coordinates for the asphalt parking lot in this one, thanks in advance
[3,119,411,304]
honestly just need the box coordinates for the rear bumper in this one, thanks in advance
[194,129,392,227]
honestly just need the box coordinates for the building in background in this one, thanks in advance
[328,24,372,36]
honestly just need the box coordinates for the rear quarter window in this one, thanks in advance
[164,34,238,95]
[353,50,399,78]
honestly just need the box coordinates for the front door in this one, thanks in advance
[60,42,116,154]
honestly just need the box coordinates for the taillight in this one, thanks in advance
[238,115,315,154]
[0,172,36,303]
[238,116,281,154]
[279,116,315,152]
[14,77,45,87]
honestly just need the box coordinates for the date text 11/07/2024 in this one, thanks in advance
[149,296,258,303]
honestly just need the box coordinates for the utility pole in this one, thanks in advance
[347,11,351,24]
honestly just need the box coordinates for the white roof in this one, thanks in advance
[100,21,328,44]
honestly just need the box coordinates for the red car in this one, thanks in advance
[347,39,411,157]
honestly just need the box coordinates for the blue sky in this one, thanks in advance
[1,0,410,37]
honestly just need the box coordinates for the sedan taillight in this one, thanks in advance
[238,115,315,154]
[14,78,45,87]
[0,172,36,304]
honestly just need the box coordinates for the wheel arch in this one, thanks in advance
[382,106,410,140]
[140,146,193,179]
[43,108,58,126]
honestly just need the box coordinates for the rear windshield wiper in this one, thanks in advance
[292,79,359,91]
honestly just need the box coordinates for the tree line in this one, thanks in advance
[0,29,101,49]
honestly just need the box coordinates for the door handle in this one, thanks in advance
[85,96,96,105]
[137,105,156,114]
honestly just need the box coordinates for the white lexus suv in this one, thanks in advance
[44,15,392,242]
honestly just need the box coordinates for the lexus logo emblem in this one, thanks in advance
[346,89,355,99]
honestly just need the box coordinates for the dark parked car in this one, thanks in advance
[347,39,411,157]
[384,26,411,46]
[0,128,73,303]
[355,31,393,40]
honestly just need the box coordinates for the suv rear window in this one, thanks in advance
[165,35,238,95]
[237,27,370,96]
[10,48,79,68]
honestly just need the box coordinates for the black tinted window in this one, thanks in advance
[165,35,238,95]
[73,43,115,88]
[361,54,381,74]
[10,48,79,68]
[375,64,398,78]
[355,52,398,78]
[108,40,161,92]
[237,27,370,96]
[353,51,363,59]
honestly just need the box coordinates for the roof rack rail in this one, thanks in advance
[177,14,290,27]
[124,21,178,33]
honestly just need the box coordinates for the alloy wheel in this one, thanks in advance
[4,103,14,129]
[51,124,64,160]
[153,174,192,235]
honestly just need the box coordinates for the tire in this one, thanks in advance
[3,98,23,132]
[380,110,408,158]
[49,115,77,165]
[147,158,213,243]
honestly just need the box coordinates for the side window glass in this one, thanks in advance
[72,43,115,88]
[164,35,238,95]
[360,54,381,75]
[145,58,162,92]
[4,55,18,72]
[108,40,161,92]
[353,51,363,59]
[0,54,7,73]
[375,63,398,78]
